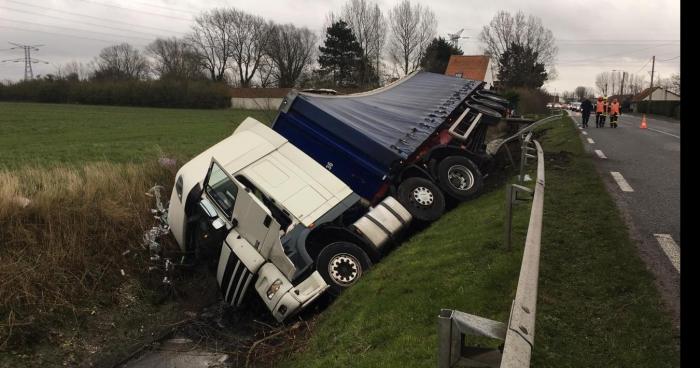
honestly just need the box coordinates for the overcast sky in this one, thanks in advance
[0,0,680,94]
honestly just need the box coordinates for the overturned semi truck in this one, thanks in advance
[165,72,512,321]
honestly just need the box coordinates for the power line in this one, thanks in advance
[556,39,679,43]
[0,25,148,47]
[658,55,680,62]
[0,18,157,43]
[131,1,195,15]
[0,6,168,39]
[557,42,679,63]
[5,0,186,35]
[70,0,192,22]
[1,42,48,80]
[635,57,652,73]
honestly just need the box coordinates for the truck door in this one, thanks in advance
[204,159,281,304]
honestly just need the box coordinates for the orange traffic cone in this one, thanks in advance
[640,114,648,129]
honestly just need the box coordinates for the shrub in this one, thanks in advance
[0,79,231,109]
[500,87,549,115]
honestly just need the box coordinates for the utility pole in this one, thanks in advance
[2,42,48,80]
[620,71,626,96]
[648,55,656,100]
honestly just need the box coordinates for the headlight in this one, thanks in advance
[266,279,283,299]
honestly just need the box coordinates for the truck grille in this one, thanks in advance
[220,245,255,307]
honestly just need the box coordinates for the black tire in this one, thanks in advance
[437,156,484,201]
[316,242,372,297]
[397,177,446,222]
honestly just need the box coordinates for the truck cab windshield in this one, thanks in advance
[205,162,238,219]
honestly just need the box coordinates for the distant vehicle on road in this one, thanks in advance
[570,102,582,111]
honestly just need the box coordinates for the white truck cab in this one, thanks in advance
[166,118,411,320]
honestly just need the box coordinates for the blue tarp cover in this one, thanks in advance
[272,71,482,198]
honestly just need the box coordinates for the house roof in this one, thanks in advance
[444,55,490,81]
[633,87,659,102]
[607,94,634,102]
[632,87,680,102]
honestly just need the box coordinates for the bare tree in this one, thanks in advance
[387,0,437,75]
[256,55,277,87]
[188,9,234,81]
[595,72,611,96]
[623,73,646,95]
[265,23,317,88]
[146,37,202,80]
[670,73,680,94]
[479,10,557,79]
[56,60,92,80]
[574,86,588,101]
[227,10,272,87]
[342,0,386,85]
[92,43,149,80]
[657,73,680,95]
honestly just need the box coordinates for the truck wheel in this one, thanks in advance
[397,177,445,222]
[317,242,372,296]
[437,156,484,201]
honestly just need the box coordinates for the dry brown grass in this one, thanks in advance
[0,161,175,349]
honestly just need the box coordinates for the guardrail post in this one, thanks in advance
[442,139,545,368]
[518,133,533,183]
[504,184,533,250]
[438,309,462,368]
[437,309,507,368]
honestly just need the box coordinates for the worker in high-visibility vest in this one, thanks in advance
[595,96,607,128]
[609,98,621,128]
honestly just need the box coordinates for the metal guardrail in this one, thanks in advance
[438,137,546,368]
[491,111,562,174]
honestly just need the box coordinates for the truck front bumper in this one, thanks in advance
[255,263,328,322]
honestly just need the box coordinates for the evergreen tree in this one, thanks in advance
[420,37,463,74]
[497,42,548,88]
[318,20,366,87]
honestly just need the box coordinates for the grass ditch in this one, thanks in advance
[0,161,222,367]
[270,115,679,368]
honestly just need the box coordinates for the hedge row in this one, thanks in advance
[0,79,231,109]
[635,100,681,120]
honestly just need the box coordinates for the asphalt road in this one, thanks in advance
[569,110,680,327]
[574,112,680,242]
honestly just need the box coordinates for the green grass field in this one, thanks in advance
[0,102,275,168]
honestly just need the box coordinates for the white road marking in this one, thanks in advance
[587,138,595,144]
[595,150,607,159]
[582,131,588,135]
[610,172,634,192]
[647,128,680,139]
[653,234,680,272]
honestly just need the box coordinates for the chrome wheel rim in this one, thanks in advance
[412,186,434,206]
[447,165,475,191]
[328,253,361,286]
